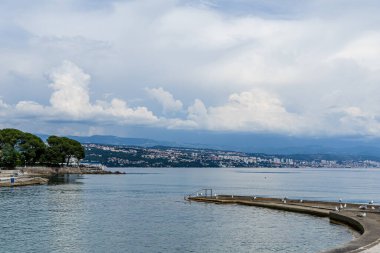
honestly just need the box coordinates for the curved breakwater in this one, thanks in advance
[188,194,380,253]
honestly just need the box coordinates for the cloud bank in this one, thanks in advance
[1,61,158,130]
[0,0,380,137]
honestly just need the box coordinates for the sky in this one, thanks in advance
[1,0,380,138]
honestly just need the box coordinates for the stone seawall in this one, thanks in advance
[0,177,48,187]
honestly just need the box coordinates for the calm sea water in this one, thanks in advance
[1,167,379,253]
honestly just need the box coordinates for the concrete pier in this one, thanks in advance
[0,177,48,187]
[188,195,380,253]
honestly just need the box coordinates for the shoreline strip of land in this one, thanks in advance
[0,166,124,187]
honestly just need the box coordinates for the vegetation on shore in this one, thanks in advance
[0,128,84,168]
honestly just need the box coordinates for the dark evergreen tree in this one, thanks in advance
[0,128,84,168]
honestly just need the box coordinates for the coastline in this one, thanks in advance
[18,166,125,176]
[188,195,380,253]
[0,166,124,187]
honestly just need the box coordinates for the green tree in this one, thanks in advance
[18,133,46,165]
[0,143,19,168]
[46,136,85,166]
[0,128,84,168]
[0,129,46,167]
[0,129,24,168]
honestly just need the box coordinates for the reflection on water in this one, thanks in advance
[48,174,84,185]
[0,167,371,253]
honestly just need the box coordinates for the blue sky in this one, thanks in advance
[1,0,380,138]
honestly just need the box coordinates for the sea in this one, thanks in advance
[1,167,379,253]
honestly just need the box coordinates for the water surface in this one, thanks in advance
[1,167,376,253]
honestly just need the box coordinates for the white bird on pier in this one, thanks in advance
[283,200,287,204]
[335,206,339,211]
[300,199,303,203]
[340,204,343,209]
[357,212,366,218]
[231,195,234,198]
[344,203,347,208]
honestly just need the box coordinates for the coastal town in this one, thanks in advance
[83,143,380,168]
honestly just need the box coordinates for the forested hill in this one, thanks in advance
[0,128,84,168]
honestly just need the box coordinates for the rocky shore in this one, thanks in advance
[19,166,125,177]
[0,166,124,187]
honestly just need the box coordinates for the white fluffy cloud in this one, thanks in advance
[174,90,302,133]
[49,61,93,117]
[146,87,183,114]
[8,61,158,126]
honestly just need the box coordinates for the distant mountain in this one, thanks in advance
[37,134,174,147]
[36,132,380,158]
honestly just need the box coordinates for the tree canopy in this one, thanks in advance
[0,128,84,168]
[45,136,85,166]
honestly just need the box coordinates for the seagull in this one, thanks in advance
[253,196,257,200]
[359,205,368,210]
[335,206,339,211]
[300,199,303,203]
[340,204,343,209]
[283,200,287,204]
[357,212,367,218]
[344,203,347,208]
[231,195,234,198]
